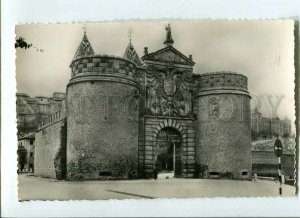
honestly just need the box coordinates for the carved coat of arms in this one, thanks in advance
[146,69,193,117]
[163,77,177,96]
[208,97,219,118]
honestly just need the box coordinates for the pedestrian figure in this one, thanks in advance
[254,173,257,182]
[153,168,158,180]
[29,154,34,172]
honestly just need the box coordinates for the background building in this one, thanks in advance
[17,132,35,172]
[251,108,291,138]
[16,92,65,136]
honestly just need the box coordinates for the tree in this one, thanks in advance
[15,37,32,49]
[15,36,44,52]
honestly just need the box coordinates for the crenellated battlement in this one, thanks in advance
[38,110,65,131]
[68,55,143,88]
[70,55,139,78]
[194,71,248,93]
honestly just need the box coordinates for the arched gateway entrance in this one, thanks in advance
[155,127,182,177]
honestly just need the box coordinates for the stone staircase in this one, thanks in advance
[158,171,174,179]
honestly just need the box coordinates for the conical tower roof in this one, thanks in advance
[123,40,143,67]
[73,32,95,61]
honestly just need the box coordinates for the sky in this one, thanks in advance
[15,20,295,132]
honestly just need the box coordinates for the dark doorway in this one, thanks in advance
[155,127,182,177]
[17,146,27,172]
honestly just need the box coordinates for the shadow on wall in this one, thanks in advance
[54,119,67,180]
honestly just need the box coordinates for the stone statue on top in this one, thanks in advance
[164,24,174,46]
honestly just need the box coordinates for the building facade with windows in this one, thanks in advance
[33,26,253,181]
[251,108,291,137]
[17,132,35,172]
[16,92,65,136]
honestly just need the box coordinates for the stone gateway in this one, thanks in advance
[34,25,252,181]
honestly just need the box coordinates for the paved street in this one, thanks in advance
[18,174,296,200]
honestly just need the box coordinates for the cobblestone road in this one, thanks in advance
[18,174,296,200]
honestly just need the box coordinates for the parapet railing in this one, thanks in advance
[38,110,65,130]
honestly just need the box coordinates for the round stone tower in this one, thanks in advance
[66,33,140,180]
[194,72,252,180]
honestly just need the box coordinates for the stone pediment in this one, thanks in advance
[142,46,195,66]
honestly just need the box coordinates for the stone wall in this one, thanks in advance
[194,72,252,180]
[34,113,66,179]
[252,151,295,178]
[67,56,140,180]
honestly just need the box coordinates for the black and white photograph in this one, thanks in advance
[15,20,296,200]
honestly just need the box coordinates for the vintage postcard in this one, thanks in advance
[16,20,296,200]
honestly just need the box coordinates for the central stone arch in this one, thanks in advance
[155,127,182,177]
[152,119,186,177]
[142,118,195,178]
[152,119,185,137]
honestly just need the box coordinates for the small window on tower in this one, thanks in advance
[209,172,220,176]
[242,171,248,176]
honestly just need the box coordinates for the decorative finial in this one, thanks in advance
[83,26,87,35]
[128,29,132,43]
[144,47,148,55]
[164,23,174,46]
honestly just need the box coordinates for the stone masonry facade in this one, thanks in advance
[34,26,252,180]
[35,110,66,179]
